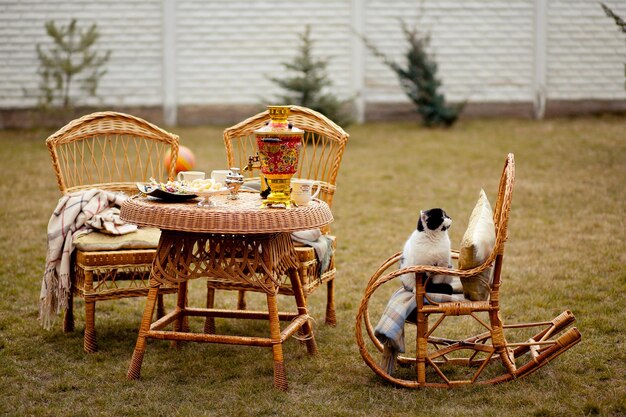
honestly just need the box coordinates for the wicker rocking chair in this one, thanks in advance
[45,111,179,352]
[355,154,581,387]
[204,105,349,331]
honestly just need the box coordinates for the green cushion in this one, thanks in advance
[73,227,161,251]
[458,189,495,301]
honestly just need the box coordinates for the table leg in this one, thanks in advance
[267,292,288,391]
[127,284,160,380]
[289,269,318,355]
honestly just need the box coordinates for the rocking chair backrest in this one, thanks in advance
[46,111,180,195]
[489,153,515,289]
[223,105,349,209]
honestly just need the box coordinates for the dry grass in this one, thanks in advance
[0,115,624,416]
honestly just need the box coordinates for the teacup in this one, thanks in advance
[291,179,321,206]
[177,171,205,183]
[211,169,231,186]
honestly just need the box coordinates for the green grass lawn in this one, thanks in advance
[0,115,624,416]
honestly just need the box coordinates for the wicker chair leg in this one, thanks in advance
[273,360,288,392]
[289,270,318,355]
[156,294,165,319]
[267,293,288,391]
[204,285,216,334]
[83,300,97,353]
[127,286,160,380]
[63,290,74,333]
[127,350,145,380]
[490,309,517,376]
[172,282,189,349]
[174,281,188,331]
[325,279,337,326]
[237,290,247,310]
[416,309,428,385]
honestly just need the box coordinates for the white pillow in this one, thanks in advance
[458,189,496,301]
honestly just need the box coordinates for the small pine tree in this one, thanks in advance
[363,20,462,127]
[33,19,111,109]
[268,25,352,126]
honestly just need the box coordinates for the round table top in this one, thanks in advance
[120,191,333,234]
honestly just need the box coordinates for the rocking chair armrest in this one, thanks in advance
[375,260,493,288]
[364,251,494,297]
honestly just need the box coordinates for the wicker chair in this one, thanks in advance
[355,154,581,387]
[204,105,349,331]
[46,111,179,352]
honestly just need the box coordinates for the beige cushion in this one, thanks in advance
[458,189,495,301]
[73,227,161,251]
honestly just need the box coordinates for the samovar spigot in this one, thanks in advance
[243,154,261,172]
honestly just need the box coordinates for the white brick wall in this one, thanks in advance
[363,0,536,103]
[0,0,164,108]
[0,0,624,119]
[547,0,625,100]
[175,0,353,105]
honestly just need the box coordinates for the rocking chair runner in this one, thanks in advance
[355,154,581,387]
[45,111,180,352]
[205,105,348,329]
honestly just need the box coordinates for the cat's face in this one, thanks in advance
[417,208,452,232]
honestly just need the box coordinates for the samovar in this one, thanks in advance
[254,106,303,208]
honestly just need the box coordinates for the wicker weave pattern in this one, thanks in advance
[75,264,150,292]
[46,111,179,194]
[150,231,299,294]
[355,154,581,388]
[45,111,180,353]
[121,191,333,234]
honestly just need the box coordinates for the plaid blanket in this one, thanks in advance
[291,229,333,273]
[39,189,135,330]
[246,182,334,273]
[374,280,465,374]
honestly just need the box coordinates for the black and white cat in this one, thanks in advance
[375,208,454,375]
[400,208,454,294]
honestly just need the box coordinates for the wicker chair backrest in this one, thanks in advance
[223,106,349,209]
[46,111,179,194]
[485,153,515,289]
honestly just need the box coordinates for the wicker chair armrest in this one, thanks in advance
[392,263,491,281]
[367,251,493,292]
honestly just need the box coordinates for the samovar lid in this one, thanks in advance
[254,105,304,134]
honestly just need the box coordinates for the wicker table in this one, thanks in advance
[121,191,333,391]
